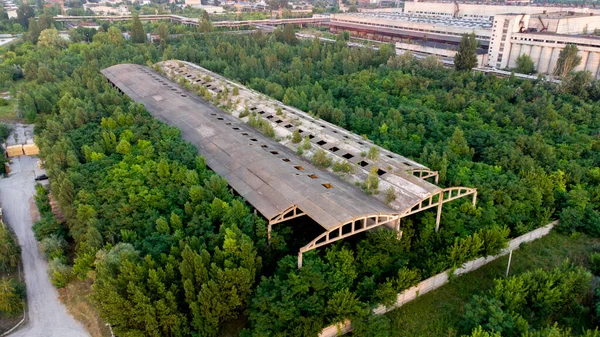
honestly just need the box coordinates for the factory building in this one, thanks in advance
[403,1,600,21]
[488,12,600,77]
[330,2,600,77]
[329,12,492,45]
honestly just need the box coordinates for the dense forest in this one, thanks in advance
[0,20,599,336]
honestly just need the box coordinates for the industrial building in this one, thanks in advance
[330,12,493,46]
[102,62,477,267]
[403,1,600,21]
[330,2,600,77]
[488,12,600,76]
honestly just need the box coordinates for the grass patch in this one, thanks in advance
[385,231,600,337]
[0,98,18,122]
[58,279,112,337]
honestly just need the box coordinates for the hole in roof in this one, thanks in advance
[258,111,265,114]
[298,129,304,133]
[195,80,202,82]
[270,151,279,155]
[242,132,248,135]
[377,168,386,176]
[320,125,326,128]
[322,183,333,189]
[217,117,224,120]
[386,154,394,158]
[284,124,293,129]
[181,95,187,97]
[308,135,315,139]
[266,115,274,119]
[316,140,327,146]
[250,107,257,110]
[358,142,364,145]
[333,130,338,133]
[261,145,268,148]
[225,122,232,125]
[329,146,340,152]
[358,161,369,167]
[163,83,168,86]
[275,120,283,124]
[294,166,304,171]
[343,135,349,139]
[210,113,216,116]
[171,89,177,91]
[250,138,258,141]
[233,127,240,130]
[308,174,318,179]
[403,162,412,167]
[342,153,354,159]
[282,158,290,162]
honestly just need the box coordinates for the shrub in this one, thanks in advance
[302,136,311,150]
[384,187,396,204]
[590,252,600,276]
[333,160,353,173]
[479,226,510,256]
[312,149,332,168]
[367,146,379,161]
[48,258,73,288]
[291,129,302,143]
[447,233,483,268]
[40,234,68,260]
[0,278,23,316]
[0,225,20,273]
[32,213,65,241]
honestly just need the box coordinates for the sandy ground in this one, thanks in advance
[0,155,90,337]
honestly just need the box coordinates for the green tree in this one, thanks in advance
[130,14,146,43]
[0,225,20,273]
[282,24,297,45]
[454,33,478,71]
[0,278,22,316]
[28,19,41,44]
[515,54,535,74]
[554,44,581,77]
[16,4,34,28]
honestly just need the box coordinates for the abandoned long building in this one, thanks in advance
[101,63,477,267]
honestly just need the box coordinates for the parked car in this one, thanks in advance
[34,174,48,181]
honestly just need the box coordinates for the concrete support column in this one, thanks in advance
[529,45,542,72]
[585,52,600,78]
[472,190,478,207]
[298,251,303,269]
[435,191,444,232]
[575,51,589,72]
[268,221,272,244]
[548,47,561,76]
[507,43,521,69]
[538,46,553,74]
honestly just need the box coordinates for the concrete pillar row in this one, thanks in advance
[538,46,553,74]
[575,51,590,72]
[529,45,542,72]
[548,47,561,76]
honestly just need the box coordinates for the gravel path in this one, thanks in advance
[0,156,90,337]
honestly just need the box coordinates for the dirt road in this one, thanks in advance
[0,156,89,337]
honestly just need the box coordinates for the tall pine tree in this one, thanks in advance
[454,33,478,71]
[130,14,145,43]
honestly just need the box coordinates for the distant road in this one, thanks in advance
[0,155,89,337]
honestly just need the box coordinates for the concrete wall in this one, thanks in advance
[319,221,558,337]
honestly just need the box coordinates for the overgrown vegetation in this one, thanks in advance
[1,21,599,336]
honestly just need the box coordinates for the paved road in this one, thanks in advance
[0,156,89,337]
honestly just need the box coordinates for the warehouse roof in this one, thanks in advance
[101,64,400,230]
